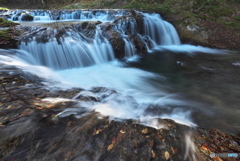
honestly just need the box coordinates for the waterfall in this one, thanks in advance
[124,38,136,57]
[19,26,114,70]
[142,13,181,46]
[13,10,181,69]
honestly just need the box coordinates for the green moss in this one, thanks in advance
[234,17,240,21]
[0,18,18,27]
[81,21,89,28]
[0,7,8,10]
[0,29,12,40]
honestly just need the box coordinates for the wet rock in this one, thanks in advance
[101,23,125,58]
[193,128,240,161]
[0,29,19,49]
[71,21,102,39]
[130,10,144,34]
[187,24,201,32]
[21,13,34,21]
[17,26,66,44]
[11,11,34,21]
[129,34,147,54]
[75,95,100,102]
[177,24,208,46]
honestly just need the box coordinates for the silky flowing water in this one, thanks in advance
[1,9,240,135]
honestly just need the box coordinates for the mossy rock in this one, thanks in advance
[21,13,34,21]
[0,18,18,27]
[0,29,18,49]
[81,21,89,29]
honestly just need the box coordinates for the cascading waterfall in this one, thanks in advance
[16,10,181,68]
[124,38,136,57]
[19,26,114,70]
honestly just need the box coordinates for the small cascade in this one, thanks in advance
[124,38,136,57]
[19,26,114,70]
[112,17,137,57]
[109,11,180,56]
[30,10,51,21]
[142,13,181,46]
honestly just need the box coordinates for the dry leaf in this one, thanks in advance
[151,150,156,158]
[170,146,176,154]
[201,144,210,152]
[107,143,114,151]
[120,130,126,134]
[142,128,148,134]
[64,150,72,160]
[93,129,102,135]
[164,151,170,160]
[96,129,102,135]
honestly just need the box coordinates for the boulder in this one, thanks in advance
[101,23,125,58]
[72,21,102,39]
[177,24,208,46]
[21,13,34,21]
[129,34,147,54]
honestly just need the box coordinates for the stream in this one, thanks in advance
[1,9,240,136]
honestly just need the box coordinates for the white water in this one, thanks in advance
[142,13,181,46]
[19,27,114,70]
[0,49,198,127]
[151,44,230,55]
